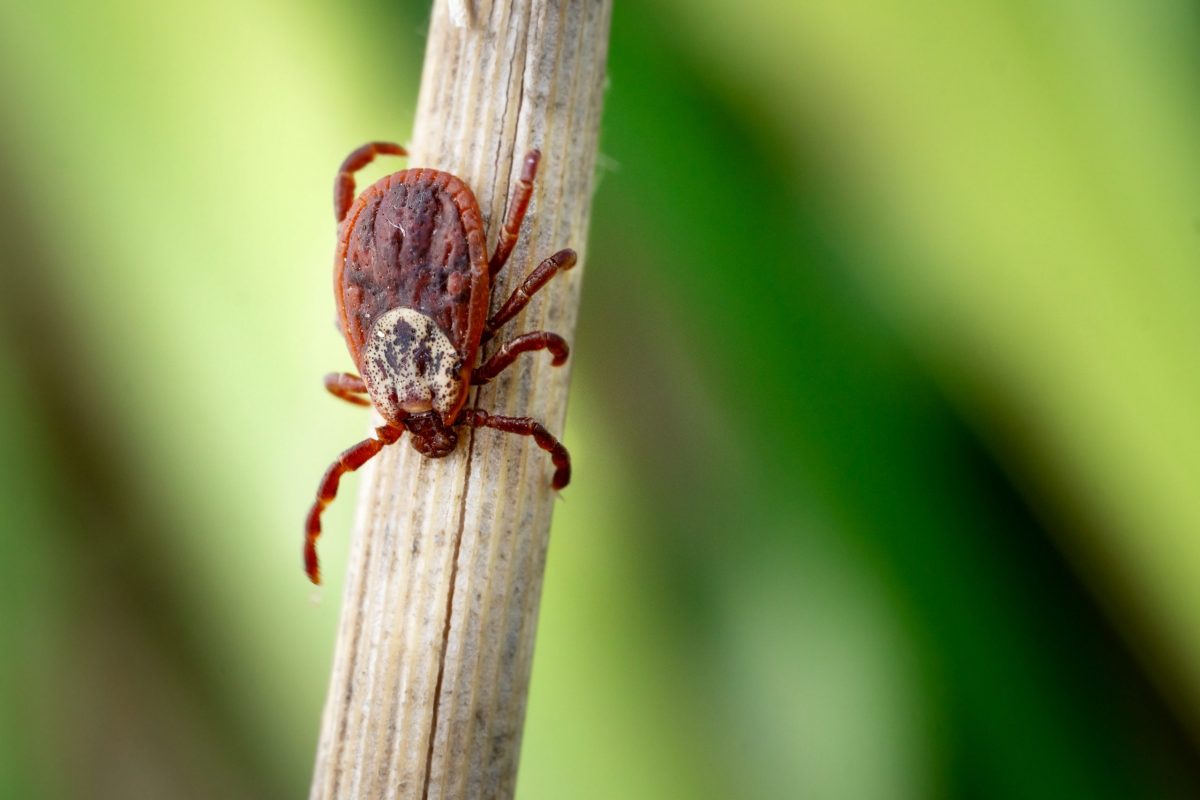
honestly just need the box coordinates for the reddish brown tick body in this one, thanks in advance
[304,142,575,584]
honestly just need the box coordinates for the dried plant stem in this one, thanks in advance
[309,1,610,799]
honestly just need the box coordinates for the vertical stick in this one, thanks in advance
[309,1,611,798]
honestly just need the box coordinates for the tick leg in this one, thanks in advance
[472,332,569,386]
[484,248,576,341]
[304,424,403,584]
[324,372,371,406]
[335,141,408,223]
[459,409,570,489]
[488,149,541,277]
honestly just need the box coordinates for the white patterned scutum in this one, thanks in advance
[362,308,464,423]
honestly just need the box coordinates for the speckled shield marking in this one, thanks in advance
[362,308,464,423]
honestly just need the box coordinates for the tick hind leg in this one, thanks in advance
[473,332,569,386]
[334,141,408,223]
[324,372,371,406]
[484,248,576,341]
[460,409,570,489]
[304,424,402,584]
[488,149,542,277]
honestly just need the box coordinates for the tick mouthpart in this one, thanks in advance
[405,411,458,458]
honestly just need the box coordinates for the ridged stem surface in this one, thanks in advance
[309,1,610,798]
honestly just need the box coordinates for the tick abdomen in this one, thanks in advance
[337,170,489,372]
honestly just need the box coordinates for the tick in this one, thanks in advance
[304,142,576,584]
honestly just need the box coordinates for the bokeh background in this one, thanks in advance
[3,0,1200,797]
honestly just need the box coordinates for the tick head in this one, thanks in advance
[362,308,466,428]
[404,410,458,458]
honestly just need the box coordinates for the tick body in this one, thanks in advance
[304,142,575,584]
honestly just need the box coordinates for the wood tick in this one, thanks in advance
[304,142,575,584]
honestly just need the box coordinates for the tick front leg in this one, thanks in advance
[472,332,569,386]
[304,424,403,584]
[460,409,570,489]
[488,149,541,277]
[324,372,371,406]
[484,248,576,341]
[334,141,408,223]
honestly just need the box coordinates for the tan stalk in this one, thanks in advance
[309,1,611,798]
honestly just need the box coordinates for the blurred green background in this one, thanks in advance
[3,0,1200,797]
